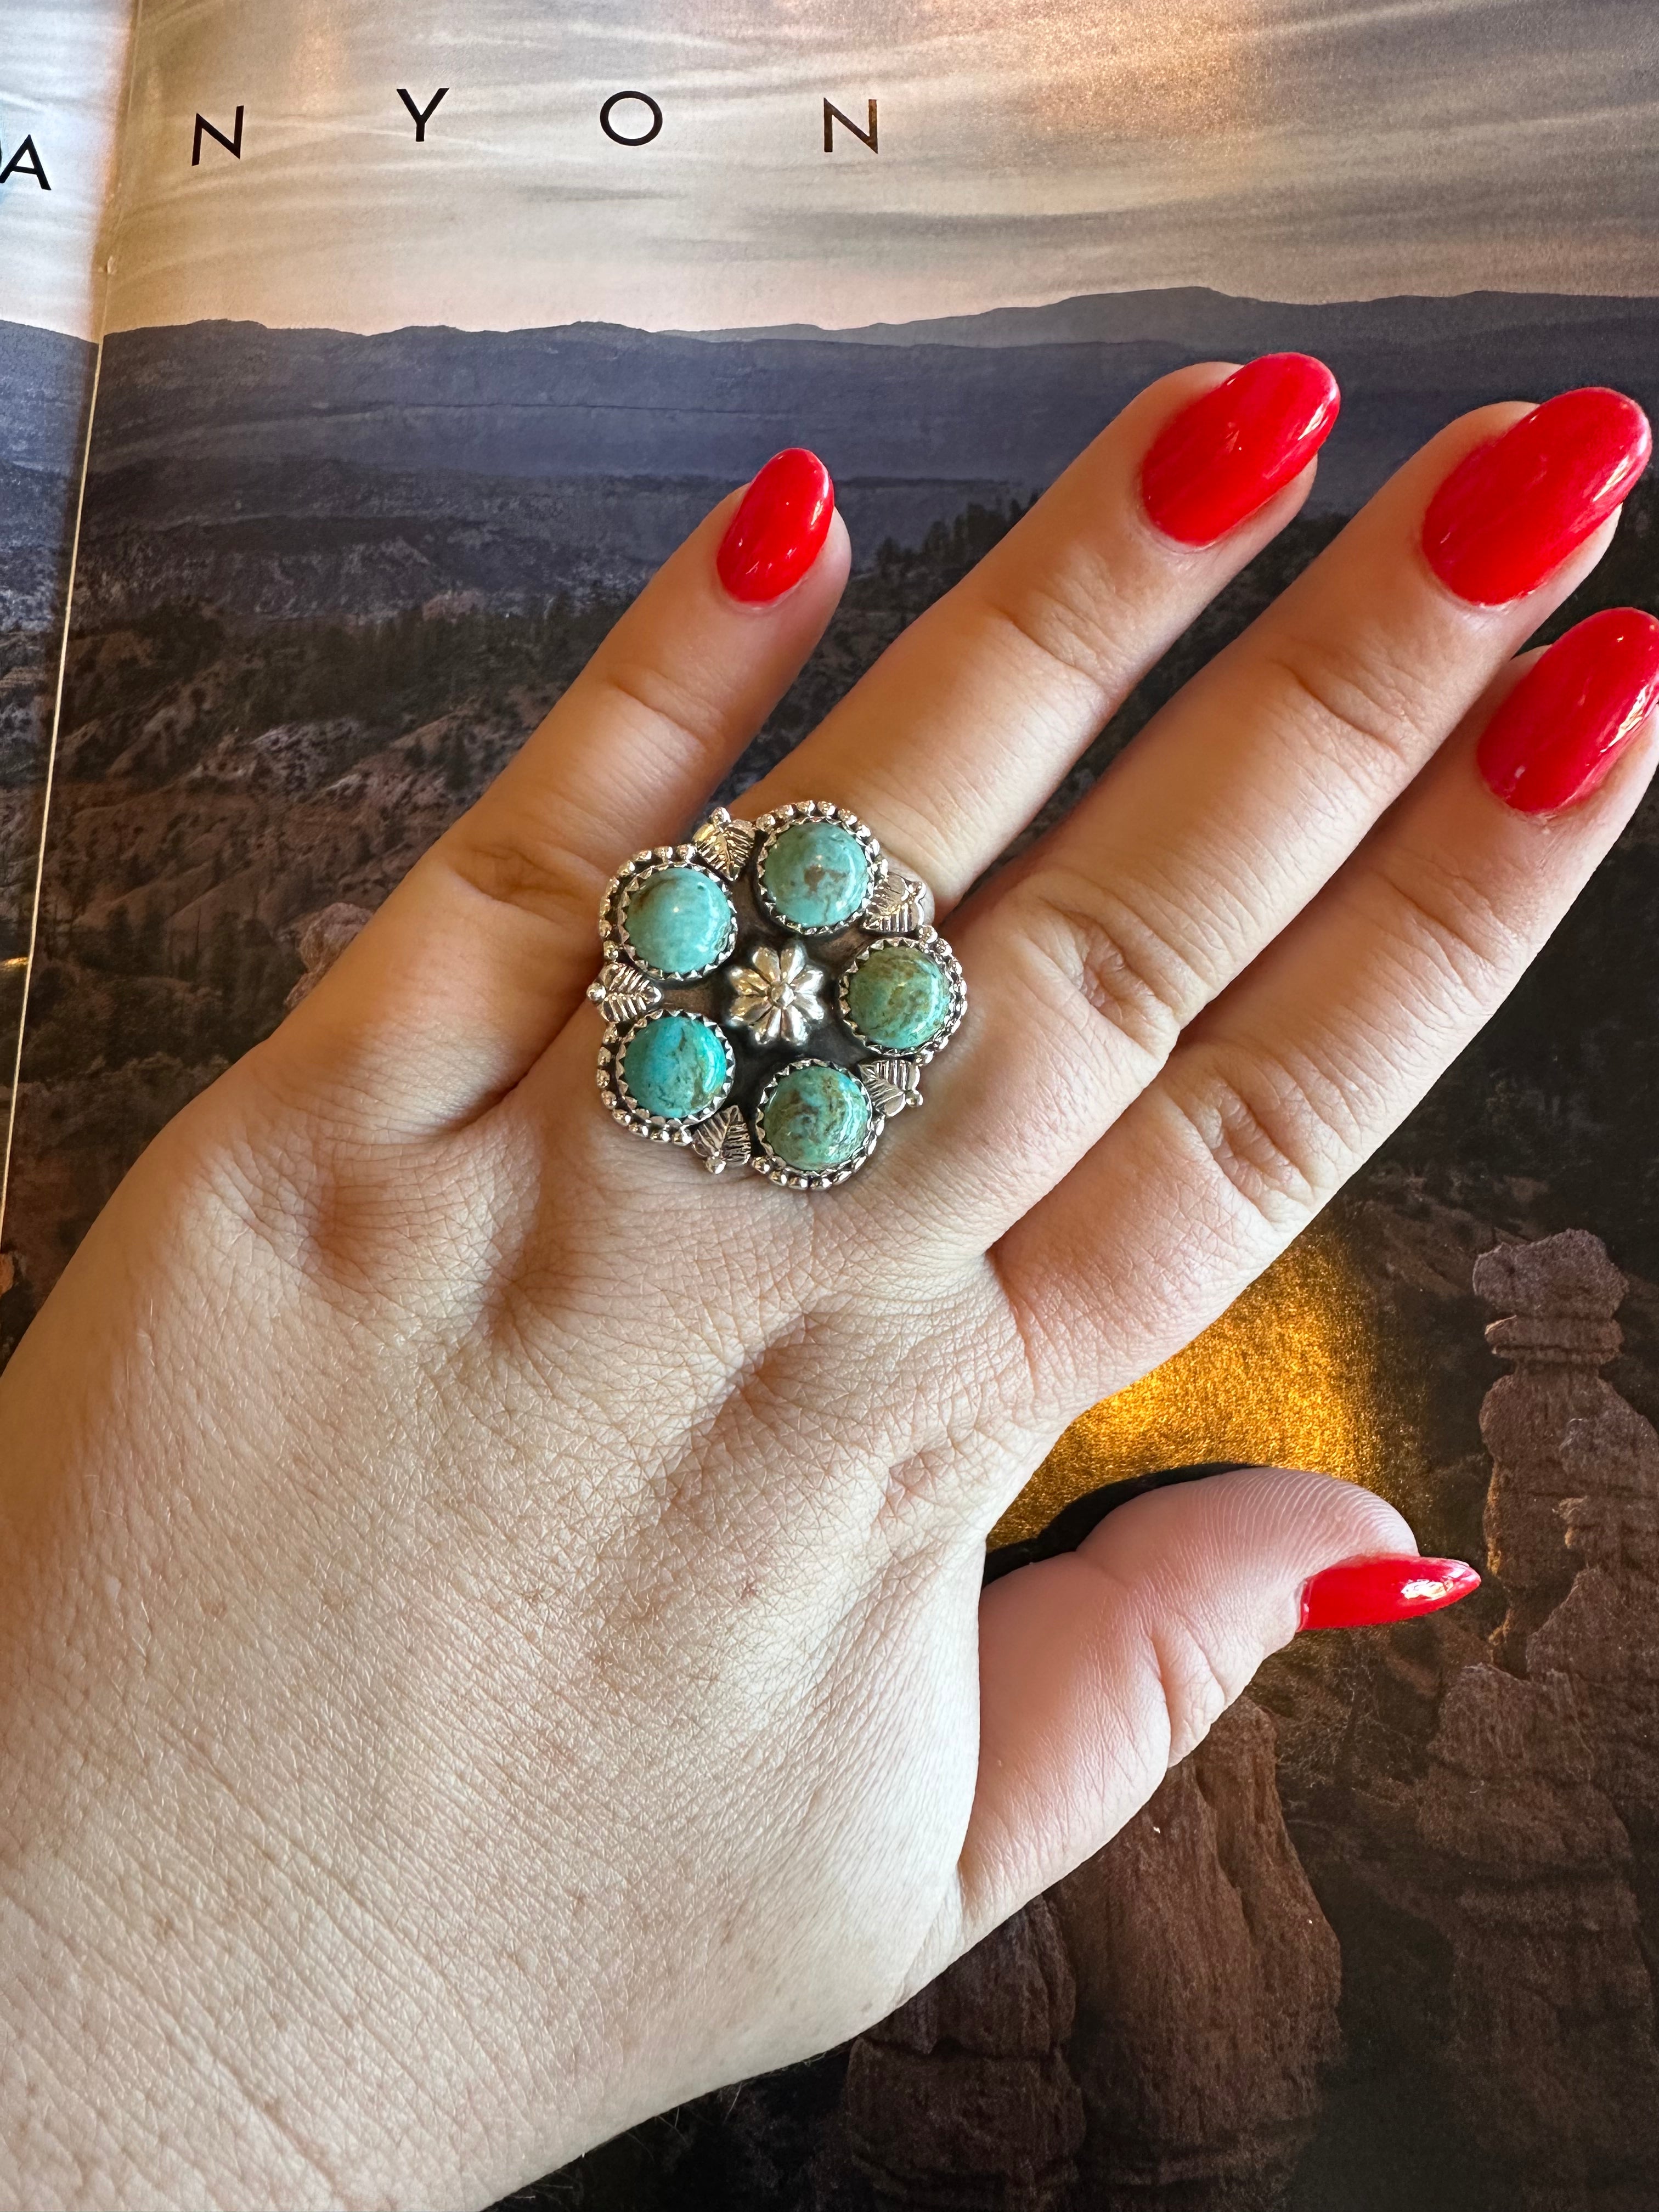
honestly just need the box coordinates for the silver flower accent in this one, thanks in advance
[726,939,827,1046]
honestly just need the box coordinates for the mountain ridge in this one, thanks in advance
[0,320,97,478]
[675,285,1659,352]
[76,289,1659,499]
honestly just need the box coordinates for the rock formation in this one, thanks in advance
[1474,1229,1629,1667]
[1201,1228,1659,2212]
[1384,1230,1659,2209]
[842,1700,1341,2212]
[1053,1699,1341,2212]
[284,900,374,1008]
[842,1894,1084,2211]
[1527,1389,1659,1959]
[1475,1228,1659,1948]
[1414,1662,1659,2209]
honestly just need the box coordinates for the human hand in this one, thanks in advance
[3,359,1654,2210]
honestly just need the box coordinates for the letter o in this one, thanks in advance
[600,91,663,147]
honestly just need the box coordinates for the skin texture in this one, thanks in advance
[2,360,1655,2212]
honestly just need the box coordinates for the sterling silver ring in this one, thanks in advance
[588,801,965,1190]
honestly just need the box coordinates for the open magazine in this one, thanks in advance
[7,1,1659,2203]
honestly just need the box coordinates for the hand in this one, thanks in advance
[3,358,1654,2211]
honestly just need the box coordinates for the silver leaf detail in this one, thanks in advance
[588,959,661,1029]
[858,1058,922,1116]
[864,864,930,936]
[691,1105,753,1172]
[691,809,757,880]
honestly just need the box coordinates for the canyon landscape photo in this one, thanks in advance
[5,284,1659,2209]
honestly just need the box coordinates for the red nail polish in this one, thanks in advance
[716,448,835,604]
[1477,607,1659,814]
[1139,353,1341,548]
[1421,388,1652,606]
[1299,1555,1480,1632]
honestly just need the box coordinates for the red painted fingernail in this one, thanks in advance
[1299,1555,1480,1632]
[1421,388,1651,606]
[716,447,836,604]
[1477,607,1659,814]
[1139,353,1341,547]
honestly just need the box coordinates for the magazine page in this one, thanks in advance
[0,0,131,1280]
[7,2,1659,2202]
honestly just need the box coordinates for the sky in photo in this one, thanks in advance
[1,0,131,336]
[6,0,1659,337]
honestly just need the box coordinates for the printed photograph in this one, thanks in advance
[4,2,1659,2204]
[0,0,126,1210]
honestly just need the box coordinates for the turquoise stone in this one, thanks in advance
[623,866,734,977]
[760,821,869,932]
[621,1013,731,1122]
[846,943,953,1052]
[763,1063,872,1173]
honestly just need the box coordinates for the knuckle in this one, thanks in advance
[442,650,733,933]
[1011,868,1207,1073]
[1147,1614,1235,1767]
[978,567,1128,707]
[444,812,606,936]
[1260,631,1429,784]
[592,654,729,761]
[1371,849,1522,1002]
[1164,1045,1359,1229]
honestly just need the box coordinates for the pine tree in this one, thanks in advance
[136,899,165,974]
[103,904,135,974]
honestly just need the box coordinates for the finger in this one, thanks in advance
[996,606,1659,1417]
[909,388,1650,1246]
[959,1465,1455,1937]
[735,355,1341,902]
[274,455,849,1129]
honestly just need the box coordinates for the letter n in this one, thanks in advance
[193,106,245,166]
[823,98,878,154]
[0,134,51,189]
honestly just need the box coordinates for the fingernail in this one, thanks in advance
[716,448,836,604]
[1299,1555,1480,1632]
[1421,388,1651,606]
[1139,353,1341,547]
[1477,607,1659,814]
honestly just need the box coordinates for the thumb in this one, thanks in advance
[957,1465,1477,1942]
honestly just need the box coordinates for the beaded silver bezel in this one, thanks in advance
[600,1009,736,1143]
[751,1058,885,1190]
[750,802,886,937]
[605,849,739,980]
[837,929,968,1060]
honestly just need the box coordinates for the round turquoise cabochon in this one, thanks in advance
[622,865,735,977]
[620,1013,732,1122]
[845,941,953,1052]
[760,820,869,932]
[762,1062,872,1173]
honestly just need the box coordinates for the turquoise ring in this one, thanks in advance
[589,800,966,1189]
